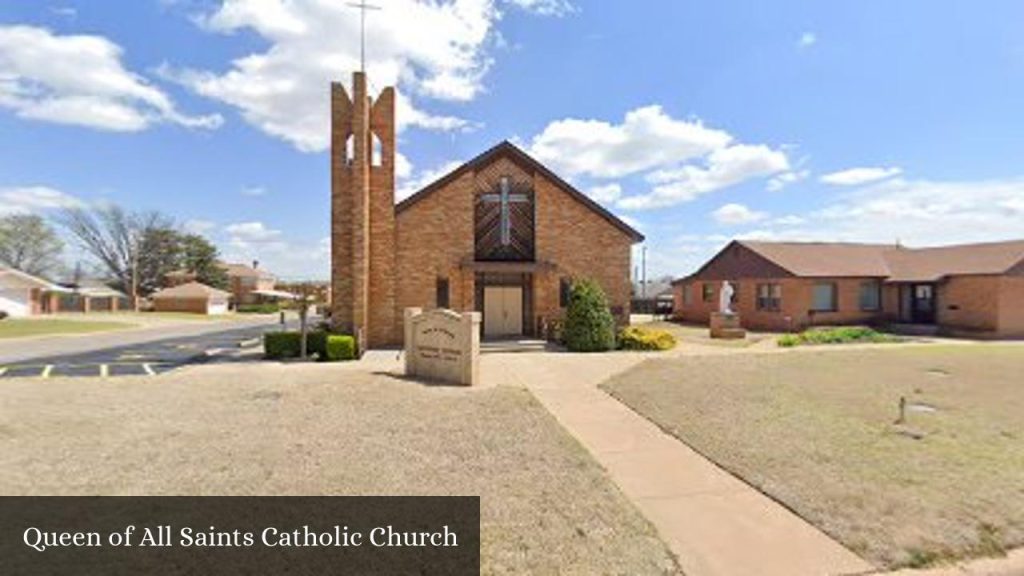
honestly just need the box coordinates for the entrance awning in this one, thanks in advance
[459,259,557,274]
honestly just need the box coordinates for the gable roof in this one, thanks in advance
[689,239,1024,282]
[739,241,893,277]
[151,281,230,299]
[0,267,62,290]
[395,140,644,242]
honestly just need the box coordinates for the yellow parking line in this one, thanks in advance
[100,364,109,378]
[142,363,155,376]
[41,365,53,378]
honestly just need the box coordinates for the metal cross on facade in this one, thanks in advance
[347,1,381,72]
[481,176,529,246]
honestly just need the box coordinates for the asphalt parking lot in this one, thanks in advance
[0,322,298,379]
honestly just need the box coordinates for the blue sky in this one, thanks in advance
[2,1,1023,280]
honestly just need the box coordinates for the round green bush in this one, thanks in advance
[563,278,616,352]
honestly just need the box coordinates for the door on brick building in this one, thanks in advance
[483,286,523,337]
[910,283,936,324]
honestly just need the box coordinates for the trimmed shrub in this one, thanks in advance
[777,326,902,347]
[237,303,280,314]
[324,335,357,361]
[263,330,356,361]
[563,278,616,352]
[0,310,8,321]
[264,331,302,359]
[618,326,677,351]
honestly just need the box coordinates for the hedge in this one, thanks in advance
[618,326,677,351]
[777,326,903,347]
[563,278,616,352]
[263,331,357,361]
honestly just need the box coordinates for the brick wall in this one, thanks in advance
[533,171,634,326]
[674,277,889,331]
[998,277,1024,337]
[395,170,477,331]
[935,275,1000,332]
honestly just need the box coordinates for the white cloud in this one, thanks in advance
[240,186,268,197]
[49,7,77,19]
[587,183,622,203]
[0,186,82,215]
[766,169,809,192]
[619,144,789,210]
[820,166,902,186]
[527,105,733,179]
[224,221,284,250]
[396,159,464,201]
[798,32,817,49]
[167,0,561,152]
[0,25,222,132]
[712,203,768,225]
[504,0,576,17]
[183,219,217,235]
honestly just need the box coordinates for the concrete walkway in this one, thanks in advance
[484,351,874,576]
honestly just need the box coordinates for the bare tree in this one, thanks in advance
[0,214,64,277]
[57,205,175,297]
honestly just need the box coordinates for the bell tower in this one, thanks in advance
[330,72,397,349]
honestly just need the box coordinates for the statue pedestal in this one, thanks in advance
[710,312,746,339]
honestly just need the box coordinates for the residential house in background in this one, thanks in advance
[673,239,1024,337]
[150,282,231,315]
[0,267,129,317]
[165,261,276,306]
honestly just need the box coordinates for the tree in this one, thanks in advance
[0,214,64,277]
[563,278,617,352]
[58,205,175,296]
[180,234,228,290]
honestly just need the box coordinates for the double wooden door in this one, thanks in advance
[483,286,523,337]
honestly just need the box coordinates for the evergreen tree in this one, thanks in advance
[563,278,616,352]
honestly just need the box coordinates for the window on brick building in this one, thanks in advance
[702,283,714,303]
[812,282,838,312]
[559,277,572,308]
[859,280,881,311]
[756,283,782,311]
[436,277,450,309]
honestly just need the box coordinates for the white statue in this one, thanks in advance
[719,281,735,314]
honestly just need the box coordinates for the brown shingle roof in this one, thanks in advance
[395,140,644,242]
[151,281,230,299]
[884,239,1024,282]
[739,241,893,277]
[735,239,1024,282]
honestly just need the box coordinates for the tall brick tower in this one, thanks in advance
[331,72,397,349]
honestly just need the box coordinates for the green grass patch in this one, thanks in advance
[236,303,280,314]
[778,326,904,347]
[0,319,134,339]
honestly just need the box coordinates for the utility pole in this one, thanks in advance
[347,1,381,73]
[641,245,648,298]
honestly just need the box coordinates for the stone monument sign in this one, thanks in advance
[404,308,481,386]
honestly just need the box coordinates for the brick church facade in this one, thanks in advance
[331,73,643,348]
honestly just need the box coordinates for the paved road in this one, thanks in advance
[0,317,288,365]
[0,319,304,379]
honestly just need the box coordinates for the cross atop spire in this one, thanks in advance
[347,1,381,73]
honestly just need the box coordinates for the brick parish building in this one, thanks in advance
[330,72,643,348]
[673,240,1024,337]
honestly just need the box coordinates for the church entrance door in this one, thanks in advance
[483,286,523,337]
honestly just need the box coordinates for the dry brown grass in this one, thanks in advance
[602,345,1024,569]
[0,363,678,575]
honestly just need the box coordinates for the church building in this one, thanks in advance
[331,73,643,348]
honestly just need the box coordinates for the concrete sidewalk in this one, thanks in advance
[484,351,874,576]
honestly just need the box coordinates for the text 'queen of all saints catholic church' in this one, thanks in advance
[329,8,644,350]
